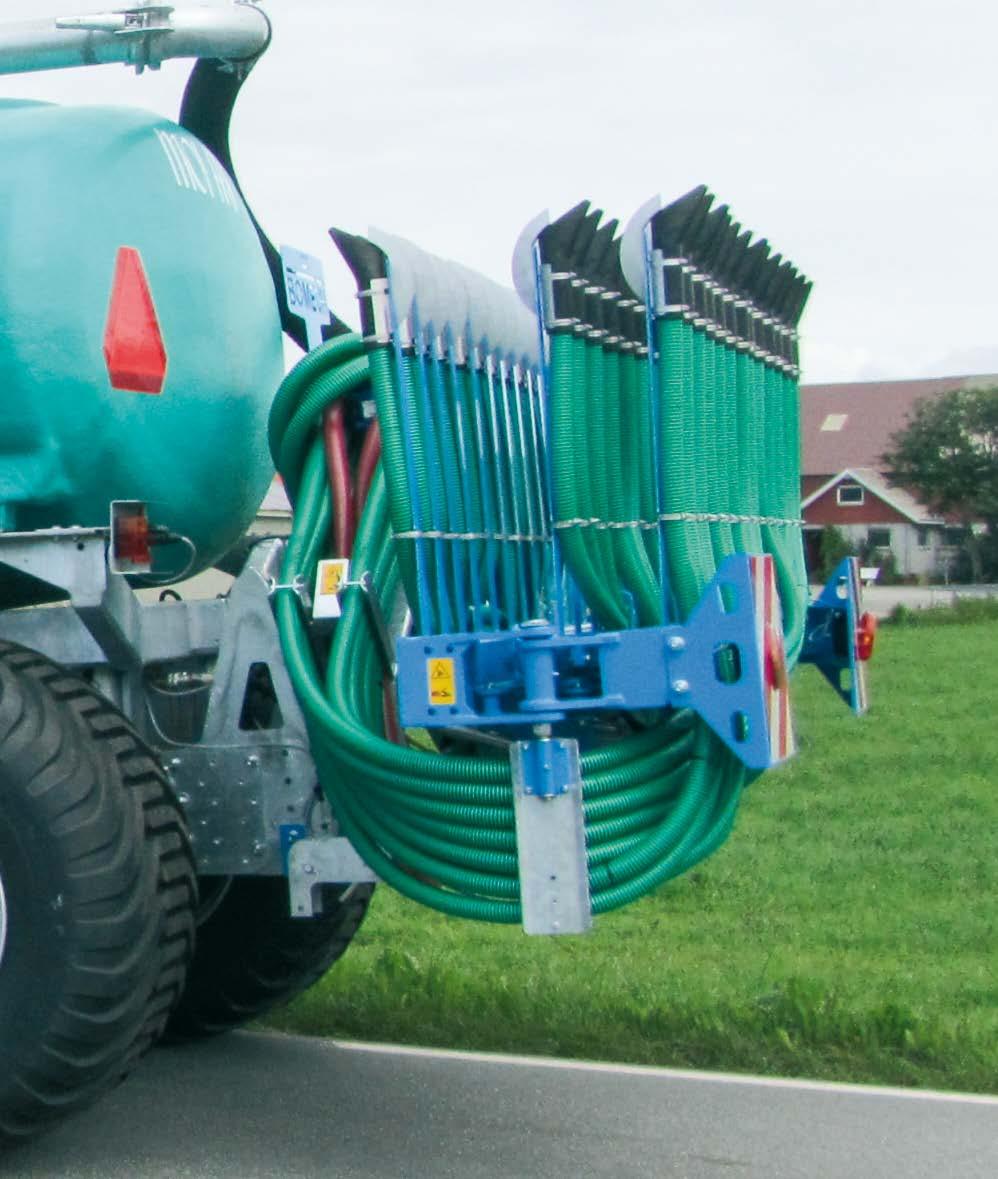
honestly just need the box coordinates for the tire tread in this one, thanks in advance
[0,642,196,1142]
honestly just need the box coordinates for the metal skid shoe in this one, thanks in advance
[395,553,794,934]
[800,556,877,715]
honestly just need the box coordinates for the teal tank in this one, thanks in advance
[0,99,283,585]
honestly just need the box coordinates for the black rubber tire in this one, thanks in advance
[165,875,372,1040]
[0,642,197,1143]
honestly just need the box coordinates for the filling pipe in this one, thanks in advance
[0,3,271,77]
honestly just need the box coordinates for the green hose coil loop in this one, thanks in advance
[266,314,802,925]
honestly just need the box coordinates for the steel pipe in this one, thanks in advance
[0,2,271,77]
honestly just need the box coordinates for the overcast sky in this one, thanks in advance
[2,0,996,384]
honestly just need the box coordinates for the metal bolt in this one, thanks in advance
[252,841,266,857]
[169,757,182,769]
[666,635,686,652]
[303,863,315,875]
[533,723,553,739]
[246,754,260,768]
[672,679,691,694]
[211,837,222,847]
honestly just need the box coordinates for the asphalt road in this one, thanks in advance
[3,1032,996,1179]
[828,582,998,618]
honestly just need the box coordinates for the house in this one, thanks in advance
[799,375,997,579]
[800,465,956,579]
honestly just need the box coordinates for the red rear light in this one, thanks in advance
[856,612,877,662]
[110,501,152,573]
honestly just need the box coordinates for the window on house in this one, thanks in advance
[867,528,891,549]
[820,413,849,432]
[837,484,864,506]
[916,527,930,548]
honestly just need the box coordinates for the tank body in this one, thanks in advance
[0,99,283,580]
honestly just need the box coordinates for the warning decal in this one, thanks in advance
[320,560,348,597]
[427,658,457,706]
[313,558,350,620]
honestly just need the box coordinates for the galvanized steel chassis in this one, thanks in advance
[0,529,374,909]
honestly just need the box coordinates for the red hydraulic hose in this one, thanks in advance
[356,419,382,513]
[322,403,354,556]
[323,409,400,742]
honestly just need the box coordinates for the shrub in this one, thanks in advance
[816,525,854,582]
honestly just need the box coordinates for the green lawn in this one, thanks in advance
[266,621,998,1093]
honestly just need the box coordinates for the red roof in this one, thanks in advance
[799,374,997,476]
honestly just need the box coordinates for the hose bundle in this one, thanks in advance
[268,191,810,926]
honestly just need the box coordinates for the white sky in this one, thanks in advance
[2,0,996,383]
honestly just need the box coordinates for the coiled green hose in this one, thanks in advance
[269,333,771,924]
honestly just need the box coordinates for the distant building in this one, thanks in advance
[799,374,997,578]
[253,476,292,536]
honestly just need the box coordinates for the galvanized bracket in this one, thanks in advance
[511,737,591,935]
[0,522,224,669]
[288,836,378,918]
[0,532,347,883]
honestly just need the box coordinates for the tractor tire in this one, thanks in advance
[0,642,196,1144]
[165,875,373,1040]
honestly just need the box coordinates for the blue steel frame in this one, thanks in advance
[799,556,869,715]
[397,554,790,772]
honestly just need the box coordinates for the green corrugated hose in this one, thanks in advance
[268,331,778,923]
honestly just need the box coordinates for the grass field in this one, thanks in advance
[265,620,998,1093]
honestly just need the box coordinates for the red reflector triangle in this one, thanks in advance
[103,246,167,394]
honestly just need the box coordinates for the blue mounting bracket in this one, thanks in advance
[396,554,794,771]
[799,557,873,715]
[279,822,309,872]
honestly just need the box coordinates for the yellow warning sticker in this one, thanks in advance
[313,558,350,620]
[427,657,457,706]
[320,559,349,597]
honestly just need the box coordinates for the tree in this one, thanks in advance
[816,524,854,582]
[882,385,998,583]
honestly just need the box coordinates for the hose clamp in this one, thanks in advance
[356,277,393,345]
[540,265,578,332]
[268,575,313,613]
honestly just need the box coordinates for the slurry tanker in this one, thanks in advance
[0,0,874,1142]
